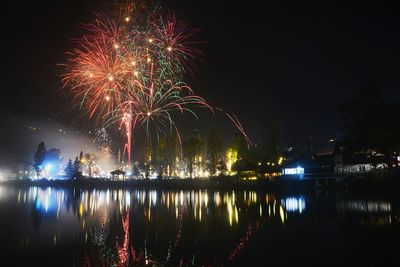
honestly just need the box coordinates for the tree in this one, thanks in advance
[184,132,203,178]
[73,157,82,178]
[231,131,248,161]
[156,134,179,178]
[33,142,46,179]
[141,138,153,179]
[206,129,222,176]
[226,132,249,174]
[156,136,168,178]
[46,148,62,161]
[133,162,140,177]
[82,153,96,178]
[264,121,284,163]
[338,83,400,173]
[226,147,238,174]
[79,151,84,172]
[64,159,74,179]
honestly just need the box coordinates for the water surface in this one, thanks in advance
[0,185,399,266]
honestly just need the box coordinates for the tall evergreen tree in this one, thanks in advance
[73,156,81,178]
[64,159,74,179]
[33,142,46,178]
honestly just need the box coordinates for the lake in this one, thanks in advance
[0,185,399,266]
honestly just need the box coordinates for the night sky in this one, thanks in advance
[1,0,400,162]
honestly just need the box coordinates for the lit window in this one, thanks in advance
[283,166,304,175]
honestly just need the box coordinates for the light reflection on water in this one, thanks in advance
[17,188,293,227]
[337,200,391,213]
[0,186,400,266]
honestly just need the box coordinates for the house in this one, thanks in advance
[282,159,320,179]
[281,141,343,179]
[110,169,127,181]
[313,141,343,174]
[342,153,387,174]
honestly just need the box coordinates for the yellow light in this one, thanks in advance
[134,71,139,76]
[279,206,285,223]
[79,203,83,216]
[125,16,130,22]
[147,57,151,63]
[258,162,261,166]
[226,148,238,175]
[114,44,119,49]
[278,157,284,165]
[131,61,136,66]
[105,95,110,101]
[108,75,114,82]
[148,38,153,43]
[167,46,172,52]
[89,73,93,78]
[147,111,151,116]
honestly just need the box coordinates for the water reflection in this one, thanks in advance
[15,188,311,229]
[336,199,394,227]
[337,200,391,213]
[1,186,400,266]
[281,197,306,213]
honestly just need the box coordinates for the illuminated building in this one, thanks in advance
[281,159,318,179]
[110,169,127,181]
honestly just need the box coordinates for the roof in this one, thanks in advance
[110,169,126,175]
[314,154,335,165]
[283,158,320,169]
[315,142,342,156]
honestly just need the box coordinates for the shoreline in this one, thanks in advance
[2,176,400,193]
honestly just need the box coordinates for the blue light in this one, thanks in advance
[42,160,62,179]
[36,199,41,209]
[34,195,56,214]
[296,166,304,175]
[282,196,306,213]
[283,166,304,175]
[45,163,52,171]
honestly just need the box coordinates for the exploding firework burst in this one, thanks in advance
[94,128,113,149]
[60,0,250,164]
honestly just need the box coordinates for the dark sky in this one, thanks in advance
[1,0,400,153]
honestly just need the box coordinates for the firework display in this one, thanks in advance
[61,0,250,164]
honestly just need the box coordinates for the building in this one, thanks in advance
[342,153,387,174]
[282,159,320,179]
[313,142,343,174]
[110,169,127,181]
[281,141,343,179]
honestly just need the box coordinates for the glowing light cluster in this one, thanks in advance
[226,148,238,175]
[283,166,304,175]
